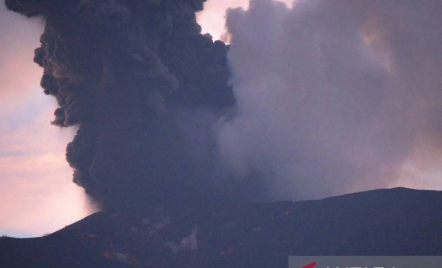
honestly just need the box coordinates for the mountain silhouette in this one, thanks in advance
[1,187,441,268]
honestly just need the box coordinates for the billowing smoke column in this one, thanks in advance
[8,0,442,209]
[5,0,243,209]
[218,0,442,200]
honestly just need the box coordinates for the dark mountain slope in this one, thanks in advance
[1,187,441,268]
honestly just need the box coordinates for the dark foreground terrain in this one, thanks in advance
[1,188,441,268]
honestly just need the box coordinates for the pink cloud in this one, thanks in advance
[0,99,95,237]
[197,0,294,40]
[0,97,95,237]
[197,0,249,40]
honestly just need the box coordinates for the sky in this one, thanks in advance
[197,0,293,41]
[1,0,441,237]
[0,3,94,237]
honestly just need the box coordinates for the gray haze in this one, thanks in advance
[217,0,442,200]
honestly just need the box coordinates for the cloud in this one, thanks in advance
[6,0,239,209]
[197,0,249,40]
[3,0,442,226]
[217,0,442,200]
[0,96,94,237]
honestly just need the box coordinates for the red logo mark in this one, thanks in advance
[301,261,317,268]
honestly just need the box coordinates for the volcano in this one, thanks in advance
[1,187,441,268]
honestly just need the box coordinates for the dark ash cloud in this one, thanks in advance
[5,0,244,210]
[7,0,442,209]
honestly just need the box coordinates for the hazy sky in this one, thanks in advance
[0,3,93,237]
[197,0,293,40]
[0,0,441,237]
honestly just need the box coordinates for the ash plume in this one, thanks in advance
[5,0,243,209]
[7,0,442,209]
[218,0,442,200]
